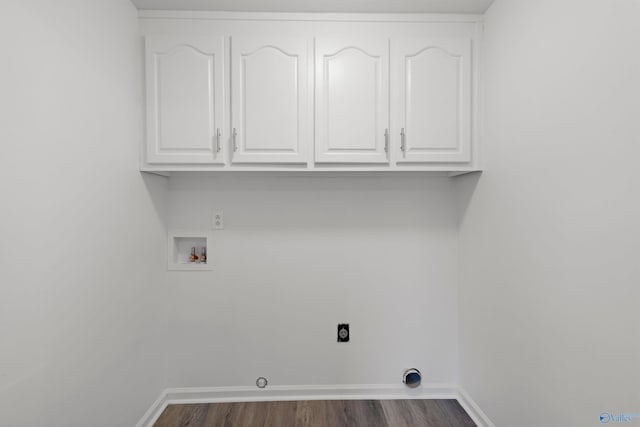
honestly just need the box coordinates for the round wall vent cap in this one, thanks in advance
[403,368,422,388]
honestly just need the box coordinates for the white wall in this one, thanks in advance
[0,1,167,426]
[457,0,640,426]
[165,174,460,388]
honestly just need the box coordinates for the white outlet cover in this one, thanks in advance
[213,211,224,229]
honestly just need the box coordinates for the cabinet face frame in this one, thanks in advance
[315,37,391,164]
[392,37,472,164]
[145,36,227,165]
[230,36,311,164]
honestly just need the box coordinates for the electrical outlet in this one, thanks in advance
[213,211,224,229]
[337,324,349,342]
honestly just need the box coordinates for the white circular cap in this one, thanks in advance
[256,377,268,388]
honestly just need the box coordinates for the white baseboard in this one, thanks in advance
[136,383,494,427]
[135,391,169,427]
[455,387,496,427]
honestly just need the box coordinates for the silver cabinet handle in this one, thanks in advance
[400,128,406,154]
[216,128,221,153]
[232,128,238,152]
[384,128,389,153]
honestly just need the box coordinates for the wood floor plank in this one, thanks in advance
[154,403,208,427]
[381,399,430,426]
[381,399,476,427]
[435,400,476,427]
[295,400,330,427]
[263,401,298,427]
[153,399,476,427]
[345,400,387,427]
[201,402,235,427]
[322,400,352,426]
[246,402,270,426]
[423,399,462,427]
[229,401,262,426]
[153,404,183,427]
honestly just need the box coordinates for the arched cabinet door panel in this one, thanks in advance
[393,37,472,163]
[230,36,311,164]
[145,36,226,165]
[315,38,390,164]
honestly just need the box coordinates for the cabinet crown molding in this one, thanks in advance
[138,10,484,23]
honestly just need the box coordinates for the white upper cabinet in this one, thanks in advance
[231,36,310,164]
[140,15,480,173]
[315,38,390,164]
[145,36,226,164]
[392,37,472,163]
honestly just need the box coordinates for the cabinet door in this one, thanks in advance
[315,38,390,164]
[393,37,471,163]
[231,36,310,164]
[145,36,226,164]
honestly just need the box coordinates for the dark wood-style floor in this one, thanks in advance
[153,399,476,427]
